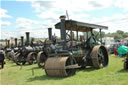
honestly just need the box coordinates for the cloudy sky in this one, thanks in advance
[0,0,128,39]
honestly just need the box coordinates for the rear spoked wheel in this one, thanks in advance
[37,51,47,68]
[15,53,26,65]
[91,45,109,69]
[98,48,105,67]
[27,52,37,65]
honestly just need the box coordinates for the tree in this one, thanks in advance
[123,33,128,38]
[105,30,127,39]
[116,30,124,35]
[113,33,122,40]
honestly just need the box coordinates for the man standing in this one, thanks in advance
[0,50,5,69]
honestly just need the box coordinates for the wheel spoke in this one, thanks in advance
[98,48,105,67]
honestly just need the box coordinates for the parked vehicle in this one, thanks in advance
[43,15,109,77]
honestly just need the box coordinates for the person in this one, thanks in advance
[114,46,118,56]
[0,50,5,69]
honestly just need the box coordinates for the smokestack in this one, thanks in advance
[26,32,30,46]
[21,36,24,46]
[60,15,66,41]
[48,28,52,40]
[60,15,66,49]
[7,40,10,48]
[15,38,17,47]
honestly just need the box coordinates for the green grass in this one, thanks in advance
[0,55,128,85]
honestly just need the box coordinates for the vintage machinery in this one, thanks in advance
[27,39,44,65]
[13,38,18,52]
[15,36,26,65]
[37,28,53,68]
[11,38,19,62]
[5,38,19,62]
[43,15,109,77]
[123,54,128,69]
[5,40,12,60]
[117,46,128,69]
[15,32,43,65]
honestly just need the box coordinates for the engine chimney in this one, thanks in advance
[48,28,52,40]
[26,32,30,46]
[21,36,24,46]
[60,15,66,49]
[15,38,17,47]
[60,15,66,41]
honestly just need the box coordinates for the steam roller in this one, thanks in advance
[43,15,109,77]
[14,32,43,65]
[4,38,19,61]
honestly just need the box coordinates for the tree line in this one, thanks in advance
[105,30,128,40]
[89,30,128,40]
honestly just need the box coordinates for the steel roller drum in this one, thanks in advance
[44,57,76,77]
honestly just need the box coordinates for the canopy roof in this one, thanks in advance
[55,20,108,32]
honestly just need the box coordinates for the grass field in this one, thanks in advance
[0,55,128,85]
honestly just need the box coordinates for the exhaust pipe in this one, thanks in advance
[60,15,66,49]
[15,38,17,47]
[48,28,52,40]
[60,15,66,41]
[21,36,24,46]
[26,32,30,46]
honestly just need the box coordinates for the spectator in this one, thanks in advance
[0,50,5,68]
[114,46,118,56]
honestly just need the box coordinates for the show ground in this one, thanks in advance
[0,55,128,85]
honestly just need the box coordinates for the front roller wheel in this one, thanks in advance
[15,53,26,65]
[91,45,109,69]
[37,51,47,68]
[44,57,79,77]
[27,52,37,65]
